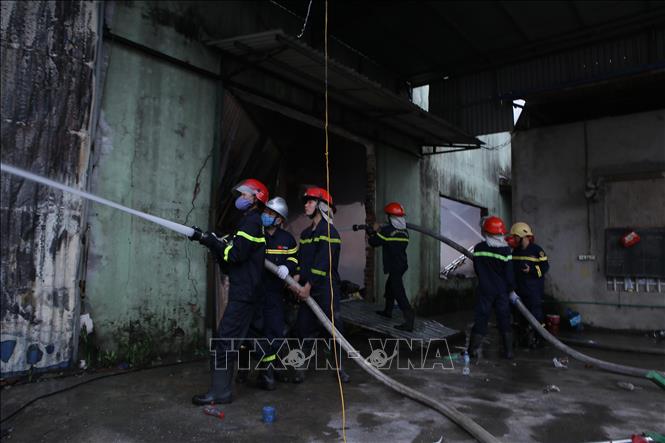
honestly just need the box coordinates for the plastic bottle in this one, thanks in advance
[462,351,470,376]
[203,406,225,420]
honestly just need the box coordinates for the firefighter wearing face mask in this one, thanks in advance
[468,216,516,360]
[189,178,268,405]
[290,187,350,384]
[508,222,549,347]
[254,197,298,390]
[369,202,414,332]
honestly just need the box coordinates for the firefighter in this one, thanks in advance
[189,178,268,405]
[255,197,299,390]
[290,187,350,384]
[369,202,414,332]
[468,215,516,359]
[508,222,549,348]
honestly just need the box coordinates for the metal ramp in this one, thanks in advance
[339,299,459,343]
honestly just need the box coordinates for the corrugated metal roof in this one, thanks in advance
[430,29,664,136]
[209,30,481,149]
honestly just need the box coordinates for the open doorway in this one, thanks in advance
[217,91,368,289]
[439,196,486,279]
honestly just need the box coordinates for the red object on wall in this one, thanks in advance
[620,231,641,248]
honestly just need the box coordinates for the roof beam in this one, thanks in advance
[424,2,491,64]
[567,1,587,27]
[494,1,531,43]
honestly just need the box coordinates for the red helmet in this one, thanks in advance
[384,202,405,217]
[234,178,269,204]
[302,187,333,207]
[482,216,507,235]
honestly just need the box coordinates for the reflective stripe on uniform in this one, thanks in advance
[512,255,548,262]
[223,243,233,262]
[474,251,512,261]
[377,232,409,242]
[266,246,298,255]
[261,354,276,363]
[311,268,327,276]
[287,257,299,264]
[535,265,542,278]
[300,236,341,245]
[236,230,266,243]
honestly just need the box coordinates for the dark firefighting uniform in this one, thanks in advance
[260,227,299,364]
[295,219,343,355]
[512,243,549,323]
[368,225,411,315]
[201,207,265,369]
[471,241,515,336]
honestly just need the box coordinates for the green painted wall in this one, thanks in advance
[420,133,512,303]
[375,133,511,311]
[374,147,423,305]
[84,2,220,354]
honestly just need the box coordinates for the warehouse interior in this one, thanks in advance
[1,1,664,442]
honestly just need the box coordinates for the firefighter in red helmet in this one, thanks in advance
[290,186,350,384]
[367,202,414,331]
[468,215,516,360]
[189,178,268,405]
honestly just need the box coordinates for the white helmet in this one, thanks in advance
[266,197,289,220]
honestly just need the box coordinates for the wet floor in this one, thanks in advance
[1,321,663,442]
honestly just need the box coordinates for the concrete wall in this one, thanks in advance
[1,1,99,376]
[374,135,511,312]
[83,2,219,354]
[512,109,665,330]
[419,133,512,309]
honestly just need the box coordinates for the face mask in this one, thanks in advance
[261,213,277,227]
[235,196,253,211]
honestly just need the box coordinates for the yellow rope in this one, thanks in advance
[323,1,347,441]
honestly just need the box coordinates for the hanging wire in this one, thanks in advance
[323,1,347,441]
[296,0,314,39]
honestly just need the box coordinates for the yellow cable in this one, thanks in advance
[323,1,346,441]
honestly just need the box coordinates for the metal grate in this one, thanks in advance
[339,300,458,344]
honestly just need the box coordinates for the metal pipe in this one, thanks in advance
[263,260,500,443]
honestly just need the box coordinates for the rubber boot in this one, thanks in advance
[292,367,306,384]
[256,366,276,391]
[467,334,484,359]
[274,368,291,383]
[326,351,351,383]
[235,345,250,384]
[395,310,415,332]
[192,366,234,405]
[375,308,392,318]
[502,332,514,359]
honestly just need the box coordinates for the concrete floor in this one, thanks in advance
[1,317,664,443]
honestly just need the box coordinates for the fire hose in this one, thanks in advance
[264,260,500,443]
[0,163,499,442]
[401,222,664,380]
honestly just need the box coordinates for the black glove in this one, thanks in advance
[353,224,374,234]
[190,226,203,241]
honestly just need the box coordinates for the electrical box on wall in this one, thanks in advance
[605,228,665,278]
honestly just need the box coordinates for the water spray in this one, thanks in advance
[1,163,195,238]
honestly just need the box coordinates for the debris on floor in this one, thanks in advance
[543,384,561,393]
[553,357,568,369]
[617,381,635,391]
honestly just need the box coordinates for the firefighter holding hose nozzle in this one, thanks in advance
[189,178,268,405]
[365,202,415,332]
